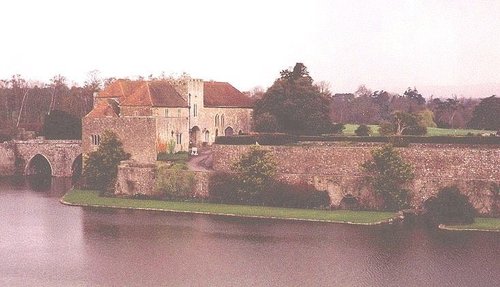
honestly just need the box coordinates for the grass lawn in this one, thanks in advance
[442,217,500,231]
[343,124,494,137]
[62,189,398,224]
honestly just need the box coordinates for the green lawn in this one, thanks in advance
[343,124,494,137]
[442,217,500,231]
[62,189,398,224]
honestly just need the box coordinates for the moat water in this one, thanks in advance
[0,177,499,287]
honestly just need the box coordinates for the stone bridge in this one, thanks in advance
[8,140,82,177]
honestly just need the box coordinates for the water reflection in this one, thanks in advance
[0,176,499,287]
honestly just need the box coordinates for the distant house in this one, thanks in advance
[82,77,253,163]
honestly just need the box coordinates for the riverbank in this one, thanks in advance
[61,189,398,225]
[440,218,500,232]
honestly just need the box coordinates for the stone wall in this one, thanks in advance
[0,140,82,177]
[83,117,157,163]
[212,142,500,215]
[0,142,17,176]
[115,161,157,196]
[114,160,210,197]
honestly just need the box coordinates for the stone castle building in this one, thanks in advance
[82,77,253,163]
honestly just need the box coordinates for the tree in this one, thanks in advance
[378,111,427,136]
[253,112,279,132]
[233,145,276,204]
[355,124,371,136]
[83,131,130,191]
[468,95,500,130]
[362,145,414,211]
[41,110,81,139]
[424,186,475,225]
[254,63,333,135]
[417,109,437,128]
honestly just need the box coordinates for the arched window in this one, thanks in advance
[221,114,225,128]
[215,114,219,127]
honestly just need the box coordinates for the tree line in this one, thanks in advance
[253,63,499,135]
[0,72,104,139]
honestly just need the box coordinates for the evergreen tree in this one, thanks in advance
[254,63,333,135]
[83,131,130,191]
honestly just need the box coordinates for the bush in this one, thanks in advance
[331,123,345,134]
[208,173,331,209]
[355,124,371,136]
[83,131,130,191]
[208,172,241,204]
[157,151,189,162]
[156,166,196,200]
[264,181,330,209]
[425,186,475,225]
[362,145,414,211]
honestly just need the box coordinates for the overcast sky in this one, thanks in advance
[1,0,499,96]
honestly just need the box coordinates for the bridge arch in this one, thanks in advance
[25,154,53,176]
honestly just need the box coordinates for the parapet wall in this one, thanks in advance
[212,142,500,215]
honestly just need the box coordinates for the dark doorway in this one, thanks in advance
[224,127,234,136]
[190,126,201,147]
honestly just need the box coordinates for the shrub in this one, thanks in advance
[355,124,371,136]
[156,165,196,200]
[157,151,189,162]
[362,145,414,211]
[425,186,475,225]
[83,131,130,192]
[331,123,345,134]
[264,181,330,209]
[208,172,241,204]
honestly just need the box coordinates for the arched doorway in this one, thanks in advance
[224,126,234,136]
[71,154,83,184]
[25,154,52,191]
[190,126,201,147]
[204,130,210,143]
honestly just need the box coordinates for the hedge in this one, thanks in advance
[215,134,500,145]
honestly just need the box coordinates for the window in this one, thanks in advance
[215,114,219,126]
[176,133,182,145]
[91,134,100,145]
[221,114,225,128]
[193,103,198,117]
[165,109,169,117]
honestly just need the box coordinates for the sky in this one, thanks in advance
[1,0,499,97]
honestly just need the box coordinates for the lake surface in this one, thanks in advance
[0,177,499,287]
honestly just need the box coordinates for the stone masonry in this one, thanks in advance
[212,142,500,215]
[0,140,82,177]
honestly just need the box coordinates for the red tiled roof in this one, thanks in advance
[203,81,254,108]
[85,101,119,118]
[148,81,187,107]
[97,79,143,99]
[101,80,188,108]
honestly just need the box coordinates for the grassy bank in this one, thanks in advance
[441,217,500,232]
[62,189,398,224]
[343,124,494,136]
